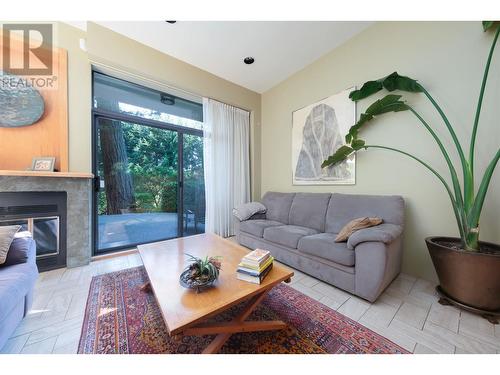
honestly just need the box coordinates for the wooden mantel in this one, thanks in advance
[0,170,94,179]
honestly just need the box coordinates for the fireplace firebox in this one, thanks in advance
[0,192,67,271]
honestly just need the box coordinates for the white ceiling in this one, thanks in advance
[74,21,373,93]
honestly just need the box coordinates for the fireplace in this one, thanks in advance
[0,172,92,269]
[0,192,67,271]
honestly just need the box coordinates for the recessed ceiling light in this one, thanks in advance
[165,21,177,24]
[243,57,255,65]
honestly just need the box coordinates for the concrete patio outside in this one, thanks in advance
[98,212,204,250]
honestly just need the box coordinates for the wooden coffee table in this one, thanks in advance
[138,233,294,354]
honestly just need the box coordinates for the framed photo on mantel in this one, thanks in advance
[291,87,356,185]
[31,157,56,172]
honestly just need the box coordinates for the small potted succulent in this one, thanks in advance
[180,254,222,293]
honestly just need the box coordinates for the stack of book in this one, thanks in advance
[236,249,274,284]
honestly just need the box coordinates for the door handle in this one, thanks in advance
[93,176,102,192]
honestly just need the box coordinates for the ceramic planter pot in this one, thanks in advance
[179,269,217,293]
[426,236,500,313]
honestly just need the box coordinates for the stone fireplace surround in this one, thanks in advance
[0,171,93,268]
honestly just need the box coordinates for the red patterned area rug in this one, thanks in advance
[78,266,409,354]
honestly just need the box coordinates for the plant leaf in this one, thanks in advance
[483,21,499,32]
[346,113,373,143]
[344,95,409,144]
[349,80,383,101]
[365,94,409,115]
[351,139,366,150]
[467,150,500,233]
[321,145,354,168]
[382,72,423,93]
[349,72,423,102]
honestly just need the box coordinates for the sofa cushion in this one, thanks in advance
[263,225,318,249]
[261,192,295,224]
[1,236,33,267]
[298,233,355,266]
[0,225,21,265]
[288,193,331,232]
[335,217,383,242]
[325,193,404,234]
[239,219,284,238]
[0,262,38,321]
[233,202,267,221]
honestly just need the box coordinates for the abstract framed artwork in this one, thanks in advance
[0,71,45,128]
[292,87,356,185]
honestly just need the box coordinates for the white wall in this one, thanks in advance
[261,22,500,281]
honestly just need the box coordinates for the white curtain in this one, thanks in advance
[203,98,250,237]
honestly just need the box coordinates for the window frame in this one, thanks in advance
[91,70,204,256]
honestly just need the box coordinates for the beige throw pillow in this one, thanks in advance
[0,225,21,265]
[335,217,383,242]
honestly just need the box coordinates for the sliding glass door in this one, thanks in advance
[182,133,205,235]
[92,72,204,254]
[95,117,180,251]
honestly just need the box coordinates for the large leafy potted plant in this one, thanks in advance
[322,22,500,320]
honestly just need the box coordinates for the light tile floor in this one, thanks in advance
[2,249,499,354]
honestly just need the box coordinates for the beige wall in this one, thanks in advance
[56,23,92,174]
[50,21,500,280]
[55,22,261,199]
[261,22,500,281]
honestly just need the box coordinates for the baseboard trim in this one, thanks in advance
[91,248,138,262]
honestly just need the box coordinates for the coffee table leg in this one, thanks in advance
[202,333,232,354]
[140,282,151,292]
[186,288,286,354]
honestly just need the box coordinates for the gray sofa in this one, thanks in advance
[0,236,38,351]
[234,192,404,302]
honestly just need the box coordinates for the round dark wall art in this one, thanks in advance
[0,71,45,127]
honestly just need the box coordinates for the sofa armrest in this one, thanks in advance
[347,223,403,250]
[1,236,36,267]
[354,239,403,302]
